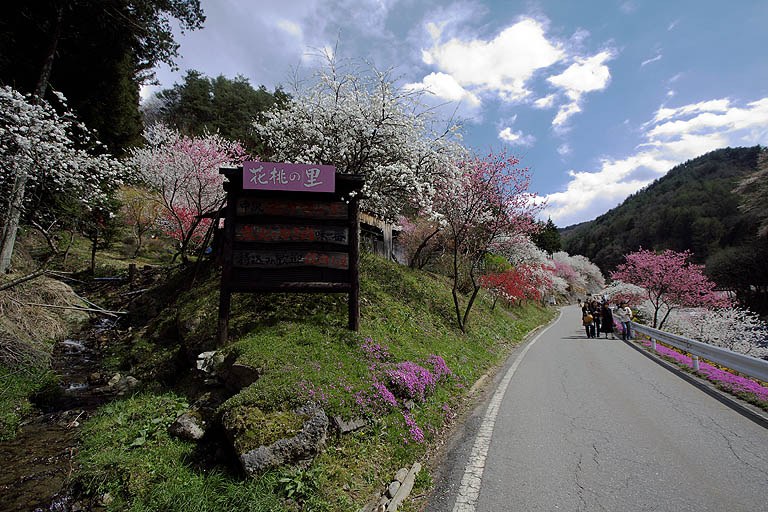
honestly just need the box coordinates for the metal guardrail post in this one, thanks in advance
[651,337,656,351]
[629,321,768,383]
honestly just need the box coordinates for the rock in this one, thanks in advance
[88,372,102,384]
[404,400,415,411]
[222,362,260,392]
[107,373,121,387]
[394,468,409,483]
[331,415,368,434]
[386,481,401,499]
[238,406,328,476]
[168,411,205,441]
[108,374,139,392]
[196,351,222,375]
[100,493,113,506]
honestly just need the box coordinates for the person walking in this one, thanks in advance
[582,302,594,338]
[590,299,601,337]
[600,302,615,339]
[616,301,633,341]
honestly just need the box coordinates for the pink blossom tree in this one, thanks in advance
[433,150,543,332]
[611,248,728,329]
[128,124,249,263]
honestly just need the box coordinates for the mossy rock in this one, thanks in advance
[221,406,306,454]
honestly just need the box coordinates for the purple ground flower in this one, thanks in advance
[639,339,768,403]
[385,361,437,402]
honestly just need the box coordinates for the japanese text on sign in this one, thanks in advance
[236,199,348,219]
[235,224,348,244]
[243,161,335,193]
[232,250,349,270]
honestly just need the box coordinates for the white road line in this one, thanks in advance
[451,310,562,512]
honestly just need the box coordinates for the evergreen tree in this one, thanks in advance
[531,218,561,255]
[0,0,205,155]
[146,70,289,155]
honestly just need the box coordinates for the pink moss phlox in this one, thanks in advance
[426,354,454,382]
[385,361,437,402]
[640,340,768,403]
[361,338,391,361]
[401,411,425,444]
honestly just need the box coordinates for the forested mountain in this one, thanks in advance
[562,146,768,312]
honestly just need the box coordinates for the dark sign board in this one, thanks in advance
[217,165,364,344]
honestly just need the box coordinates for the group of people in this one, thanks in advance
[580,296,633,341]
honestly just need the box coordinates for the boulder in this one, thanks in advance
[196,351,223,375]
[168,410,205,441]
[331,415,368,434]
[106,374,139,392]
[237,405,328,476]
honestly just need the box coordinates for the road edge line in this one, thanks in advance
[451,309,563,512]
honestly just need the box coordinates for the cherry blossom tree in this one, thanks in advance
[0,86,123,273]
[434,150,542,332]
[253,51,464,221]
[480,264,551,309]
[128,124,249,263]
[667,306,768,358]
[602,280,647,308]
[611,248,728,329]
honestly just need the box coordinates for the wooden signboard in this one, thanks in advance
[217,164,364,345]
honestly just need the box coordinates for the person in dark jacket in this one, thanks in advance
[582,303,594,338]
[600,302,615,339]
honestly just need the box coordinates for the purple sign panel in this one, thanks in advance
[243,161,335,193]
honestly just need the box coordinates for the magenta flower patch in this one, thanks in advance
[639,339,768,403]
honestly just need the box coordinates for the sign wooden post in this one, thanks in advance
[217,163,364,346]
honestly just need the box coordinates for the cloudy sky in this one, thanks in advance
[142,0,768,227]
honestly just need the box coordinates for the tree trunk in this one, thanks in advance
[409,227,440,269]
[451,244,465,333]
[0,4,64,274]
[90,236,98,275]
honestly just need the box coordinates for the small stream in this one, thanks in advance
[0,318,118,512]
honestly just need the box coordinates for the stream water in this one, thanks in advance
[0,318,118,512]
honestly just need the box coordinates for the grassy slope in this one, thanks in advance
[74,253,554,511]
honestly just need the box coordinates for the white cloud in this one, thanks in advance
[652,98,730,123]
[499,127,535,146]
[422,17,565,102]
[546,51,612,127]
[552,102,581,127]
[404,72,481,108]
[534,94,556,109]
[668,19,680,31]
[641,54,662,67]
[276,19,302,38]
[543,96,768,224]
[557,143,571,156]
[547,51,612,101]
[620,1,638,13]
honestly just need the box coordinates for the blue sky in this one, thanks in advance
[141,0,768,227]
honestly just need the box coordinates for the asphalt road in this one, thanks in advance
[424,305,768,512]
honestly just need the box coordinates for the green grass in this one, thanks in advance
[75,392,285,512]
[74,252,555,510]
[0,365,60,441]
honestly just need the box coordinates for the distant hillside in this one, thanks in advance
[562,146,763,275]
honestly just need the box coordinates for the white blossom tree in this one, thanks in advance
[253,52,465,221]
[0,86,123,273]
[667,307,768,358]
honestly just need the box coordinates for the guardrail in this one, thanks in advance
[629,321,768,383]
